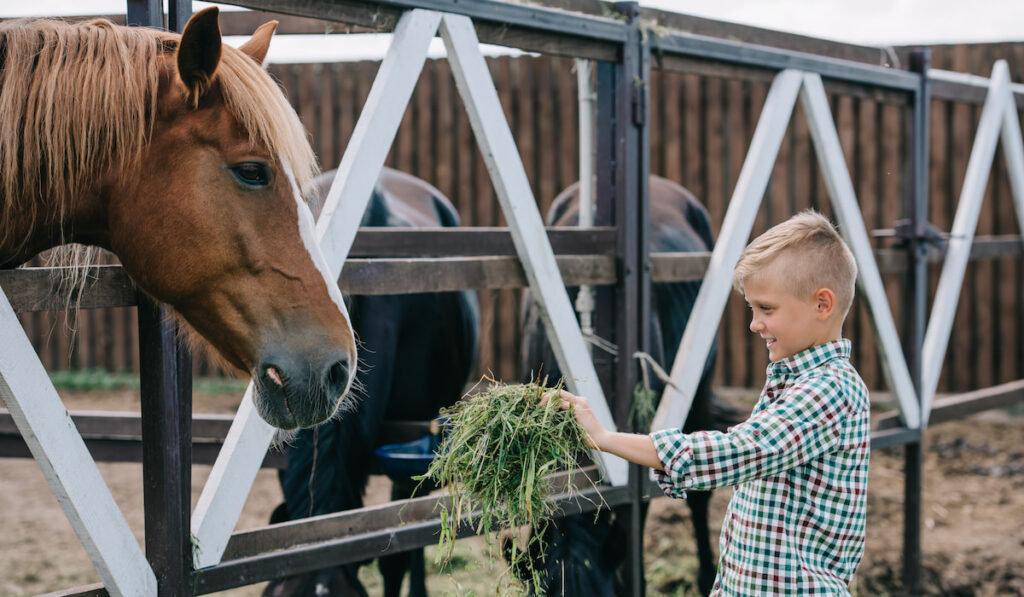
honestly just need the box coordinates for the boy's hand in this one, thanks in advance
[541,388,607,450]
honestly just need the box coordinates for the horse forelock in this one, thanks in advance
[214,44,319,191]
[0,17,319,258]
[0,18,160,254]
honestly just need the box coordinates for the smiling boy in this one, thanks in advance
[549,211,871,594]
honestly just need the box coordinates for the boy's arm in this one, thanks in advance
[546,389,664,471]
[593,431,663,471]
[664,376,861,491]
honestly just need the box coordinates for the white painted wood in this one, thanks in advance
[651,70,803,433]
[999,78,1024,249]
[316,9,442,279]
[922,61,1010,418]
[192,9,443,567]
[0,291,156,596]
[190,386,275,568]
[440,13,627,485]
[929,67,1024,97]
[800,73,921,429]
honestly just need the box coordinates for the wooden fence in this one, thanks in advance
[16,41,1024,394]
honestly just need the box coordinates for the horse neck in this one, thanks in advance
[0,186,111,268]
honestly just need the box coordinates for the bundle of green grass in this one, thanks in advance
[416,380,597,592]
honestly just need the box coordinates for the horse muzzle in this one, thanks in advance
[251,350,352,429]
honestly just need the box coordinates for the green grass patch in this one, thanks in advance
[47,369,247,395]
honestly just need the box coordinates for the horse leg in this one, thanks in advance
[687,489,717,597]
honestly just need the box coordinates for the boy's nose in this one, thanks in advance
[749,318,762,333]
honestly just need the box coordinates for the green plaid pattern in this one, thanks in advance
[651,340,870,595]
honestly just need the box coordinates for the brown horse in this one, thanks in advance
[0,9,357,429]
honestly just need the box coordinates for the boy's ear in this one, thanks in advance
[815,288,836,320]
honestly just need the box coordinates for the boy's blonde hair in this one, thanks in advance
[733,211,858,316]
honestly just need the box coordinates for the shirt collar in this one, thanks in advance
[767,339,851,378]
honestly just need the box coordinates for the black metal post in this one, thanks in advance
[129,3,194,596]
[126,0,162,28]
[168,0,194,33]
[138,296,194,597]
[608,3,650,595]
[902,48,931,597]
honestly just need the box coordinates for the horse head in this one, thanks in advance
[120,8,358,429]
[0,8,356,428]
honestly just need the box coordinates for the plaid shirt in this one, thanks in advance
[651,340,870,595]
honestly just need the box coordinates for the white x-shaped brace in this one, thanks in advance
[190,9,628,570]
[0,303,157,597]
[651,69,924,434]
[921,61,1024,420]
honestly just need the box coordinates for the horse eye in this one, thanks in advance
[230,162,270,186]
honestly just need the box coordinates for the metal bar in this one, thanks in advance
[213,0,627,44]
[870,427,922,451]
[125,0,161,28]
[656,31,919,92]
[901,49,930,596]
[608,4,648,594]
[37,584,109,597]
[138,296,193,597]
[167,0,192,32]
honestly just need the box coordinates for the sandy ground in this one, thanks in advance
[1,388,1022,596]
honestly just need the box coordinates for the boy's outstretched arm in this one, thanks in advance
[544,389,665,471]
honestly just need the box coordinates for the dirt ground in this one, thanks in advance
[1,388,1022,596]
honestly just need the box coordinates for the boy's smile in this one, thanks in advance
[743,272,836,362]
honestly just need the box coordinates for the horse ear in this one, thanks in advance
[177,7,222,102]
[238,20,278,66]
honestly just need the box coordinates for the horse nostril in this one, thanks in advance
[323,357,350,396]
[266,366,284,387]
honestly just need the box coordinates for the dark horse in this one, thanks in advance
[518,175,735,596]
[263,167,479,597]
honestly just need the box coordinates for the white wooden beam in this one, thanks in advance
[921,61,1010,419]
[800,73,921,429]
[651,69,803,433]
[0,292,156,596]
[440,13,627,486]
[191,9,442,568]
[190,385,274,568]
[998,73,1024,250]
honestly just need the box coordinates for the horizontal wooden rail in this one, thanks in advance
[875,378,1024,430]
[1,235,1019,308]
[349,226,617,257]
[0,409,431,468]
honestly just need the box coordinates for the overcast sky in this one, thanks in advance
[4,0,1024,62]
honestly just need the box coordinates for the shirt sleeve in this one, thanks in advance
[650,374,850,495]
[650,428,693,498]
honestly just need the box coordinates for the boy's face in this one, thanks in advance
[743,274,828,362]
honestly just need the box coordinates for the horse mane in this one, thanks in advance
[0,17,318,256]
